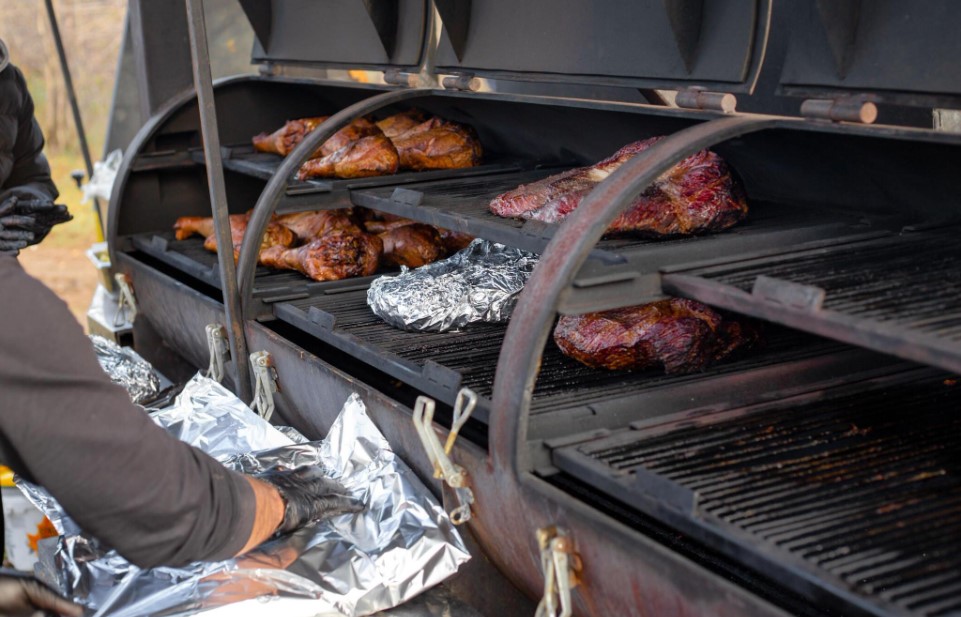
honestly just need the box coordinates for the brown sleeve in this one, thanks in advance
[0,256,255,568]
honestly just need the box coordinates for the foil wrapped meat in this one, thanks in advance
[490,137,748,236]
[89,335,160,405]
[20,375,469,617]
[368,239,538,332]
[554,298,759,374]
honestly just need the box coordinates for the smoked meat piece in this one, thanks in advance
[378,223,444,268]
[554,298,759,374]
[489,138,747,236]
[390,118,482,171]
[297,133,399,180]
[259,229,382,281]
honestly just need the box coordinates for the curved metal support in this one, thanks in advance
[489,114,783,475]
[236,88,434,320]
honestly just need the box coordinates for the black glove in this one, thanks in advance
[0,194,72,253]
[0,575,83,617]
[257,466,365,535]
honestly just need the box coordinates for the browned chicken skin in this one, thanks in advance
[436,227,474,254]
[390,118,483,171]
[276,209,360,242]
[375,110,427,139]
[252,116,383,161]
[378,224,444,268]
[259,230,383,281]
[297,133,400,180]
[173,214,294,263]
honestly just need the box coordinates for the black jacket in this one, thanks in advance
[0,62,58,201]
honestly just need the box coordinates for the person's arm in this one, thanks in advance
[1,66,57,202]
[0,256,268,568]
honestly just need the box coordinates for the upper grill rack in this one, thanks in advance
[193,145,531,214]
[663,228,961,375]
[552,370,961,617]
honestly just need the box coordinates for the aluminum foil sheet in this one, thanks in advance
[367,239,539,332]
[19,374,469,617]
[89,334,160,405]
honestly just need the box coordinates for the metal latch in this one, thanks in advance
[535,526,582,617]
[205,324,229,383]
[249,351,278,421]
[675,88,737,114]
[114,273,137,325]
[411,388,477,524]
[801,95,878,124]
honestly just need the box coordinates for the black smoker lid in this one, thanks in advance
[778,0,961,107]
[432,0,771,93]
[238,0,426,70]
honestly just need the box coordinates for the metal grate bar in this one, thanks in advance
[664,230,961,374]
[555,373,961,617]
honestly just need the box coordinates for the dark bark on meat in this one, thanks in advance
[252,116,384,161]
[376,110,427,139]
[297,133,399,180]
[490,137,747,237]
[437,227,474,254]
[173,213,295,264]
[276,209,359,242]
[554,298,759,374]
[389,118,483,171]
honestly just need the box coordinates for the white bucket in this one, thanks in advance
[2,486,46,570]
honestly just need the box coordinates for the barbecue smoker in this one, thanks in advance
[107,1,961,615]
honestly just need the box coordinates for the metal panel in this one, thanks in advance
[242,0,426,69]
[434,0,770,92]
[779,0,961,106]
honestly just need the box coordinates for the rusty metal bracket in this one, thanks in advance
[114,273,138,325]
[249,351,278,421]
[411,388,478,524]
[535,526,582,617]
[205,324,230,383]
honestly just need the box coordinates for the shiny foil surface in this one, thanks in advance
[20,374,469,616]
[89,335,160,405]
[367,239,538,332]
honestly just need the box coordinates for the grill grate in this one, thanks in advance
[273,288,834,422]
[554,372,961,617]
[196,145,529,199]
[664,229,961,374]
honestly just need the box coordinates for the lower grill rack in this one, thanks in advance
[272,287,843,426]
[552,370,961,617]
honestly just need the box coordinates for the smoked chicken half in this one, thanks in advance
[276,209,360,242]
[259,229,382,281]
[554,298,759,374]
[173,213,294,263]
[380,113,483,171]
[490,138,747,236]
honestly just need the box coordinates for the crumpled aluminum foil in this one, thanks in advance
[89,334,161,405]
[368,239,539,332]
[19,374,470,617]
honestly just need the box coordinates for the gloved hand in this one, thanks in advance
[0,575,83,617]
[256,466,365,535]
[0,194,73,254]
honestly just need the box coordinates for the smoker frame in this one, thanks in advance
[108,2,961,615]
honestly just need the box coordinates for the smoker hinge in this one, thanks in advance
[383,68,420,87]
[249,351,278,421]
[800,94,878,124]
[675,88,737,114]
[412,389,477,525]
[441,73,481,92]
[114,273,138,325]
[752,275,826,312]
[205,324,230,383]
[535,526,582,617]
